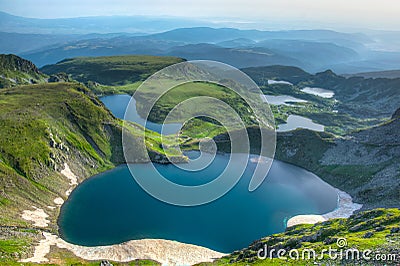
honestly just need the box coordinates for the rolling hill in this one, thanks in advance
[40,55,185,85]
[0,12,399,73]
[165,43,303,69]
[255,39,359,69]
[21,34,361,71]
[0,11,207,34]
[12,26,367,72]
[344,69,400,79]
[149,27,369,45]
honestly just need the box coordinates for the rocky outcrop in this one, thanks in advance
[48,72,72,83]
[149,151,188,164]
[276,108,400,209]
[0,54,48,88]
[320,110,400,208]
[0,54,41,75]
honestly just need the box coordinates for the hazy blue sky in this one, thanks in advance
[1,0,399,30]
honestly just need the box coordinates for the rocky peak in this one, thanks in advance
[316,69,337,78]
[0,54,40,75]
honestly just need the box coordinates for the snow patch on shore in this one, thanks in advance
[54,197,64,205]
[21,207,50,228]
[61,163,78,196]
[20,232,226,265]
[287,189,362,227]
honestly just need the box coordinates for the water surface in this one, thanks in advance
[101,94,182,135]
[301,87,335,98]
[268,80,293,86]
[59,151,337,253]
[277,115,325,132]
[60,94,338,253]
[261,94,307,106]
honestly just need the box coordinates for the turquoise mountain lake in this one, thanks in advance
[58,94,338,253]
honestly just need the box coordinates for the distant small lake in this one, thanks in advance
[301,87,335,98]
[278,115,325,132]
[261,94,307,106]
[100,94,182,135]
[268,80,293,86]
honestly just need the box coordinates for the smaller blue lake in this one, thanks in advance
[261,94,308,106]
[301,87,335,98]
[100,94,182,135]
[277,115,325,132]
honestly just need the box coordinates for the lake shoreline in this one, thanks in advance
[20,156,362,265]
[287,188,363,227]
[21,232,226,265]
[20,162,227,265]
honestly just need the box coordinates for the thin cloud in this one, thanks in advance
[0,0,399,30]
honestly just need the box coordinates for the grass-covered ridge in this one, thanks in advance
[135,81,258,127]
[0,83,181,180]
[40,55,185,89]
[0,82,185,263]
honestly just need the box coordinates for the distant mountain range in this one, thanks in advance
[1,12,400,74]
[0,31,135,54]
[343,69,400,79]
[148,27,370,45]
[0,11,210,34]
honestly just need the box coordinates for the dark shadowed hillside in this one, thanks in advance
[276,109,400,209]
[242,65,312,84]
[344,69,400,79]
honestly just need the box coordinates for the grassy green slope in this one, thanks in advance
[0,82,185,263]
[242,65,312,85]
[200,208,400,265]
[0,82,184,224]
[135,81,257,126]
[40,55,185,94]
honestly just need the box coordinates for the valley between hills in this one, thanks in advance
[0,54,399,265]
